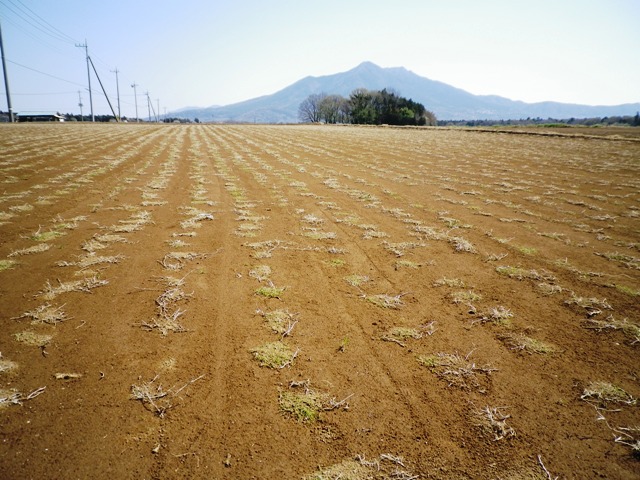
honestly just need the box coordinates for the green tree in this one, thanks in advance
[349,88,377,124]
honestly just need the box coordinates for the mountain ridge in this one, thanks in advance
[172,62,640,122]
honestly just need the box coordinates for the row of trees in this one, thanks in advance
[298,89,436,126]
[440,113,640,127]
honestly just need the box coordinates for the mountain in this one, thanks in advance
[174,62,640,122]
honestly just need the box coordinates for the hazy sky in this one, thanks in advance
[1,0,639,117]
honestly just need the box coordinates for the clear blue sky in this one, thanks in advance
[1,0,639,117]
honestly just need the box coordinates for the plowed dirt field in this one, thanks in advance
[1,123,639,479]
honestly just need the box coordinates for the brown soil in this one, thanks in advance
[1,123,638,479]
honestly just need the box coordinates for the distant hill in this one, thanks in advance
[173,62,640,122]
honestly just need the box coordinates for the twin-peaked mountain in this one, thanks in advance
[174,61,639,123]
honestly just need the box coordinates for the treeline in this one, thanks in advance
[299,89,436,126]
[439,113,640,127]
[62,114,196,123]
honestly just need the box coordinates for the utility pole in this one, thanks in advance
[75,40,94,122]
[156,98,160,123]
[111,68,121,121]
[146,91,151,122]
[78,90,83,121]
[0,20,14,122]
[87,56,118,121]
[131,82,139,122]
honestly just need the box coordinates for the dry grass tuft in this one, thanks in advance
[450,290,482,305]
[472,405,516,440]
[538,282,562,296]
[595,251,640,270]
[496,266,556,282]
[30,228,64,242]
[160,252,207,270]
[363,293,406,309]
[498,332,557,354]
[245,239,286,259]
[304,230,337,240]
[13,331,52,347]
[255,282,286,299]
[13,303,69,325]
[256,309,299,337]
[8,244,50,257]
[449,236,477,253]
[249,265,272,282]
[57,253,124,269]
[613,426,640,459]
[0,259,17,271]
[583,315,640,344]
[93,233,128,244]
[581,381,636,406]
[140,309,187,335]
[39,276,108,300]
[304,453,417,480]
[382,241,426,257]
[251,341,298,369]
[139,275,193,335]
[382,323,436,347]
[0,386,46,409]
[565,292,612,316]
[394,259,421,270]
[131,373,204,417]
[417,351,496,389]
[475,306,514,326]
[433,277,466,288]
[0,357,18,375]
[303,458,369,480]
[279,380,352,423]
[343,274,370,287]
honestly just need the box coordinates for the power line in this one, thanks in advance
[0,14,72,57]
[12,91,77,95]
[1,0,77,45]
[7,59,85,87]
[0,1,156,119]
